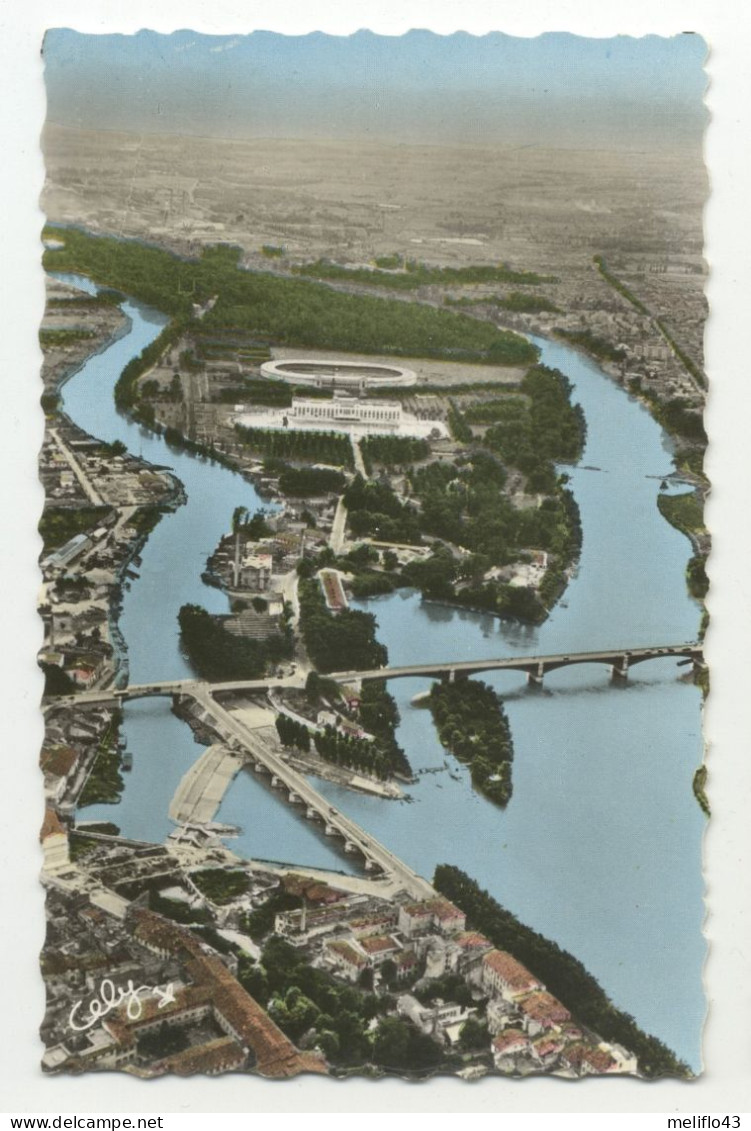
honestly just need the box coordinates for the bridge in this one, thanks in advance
[185,684,434,899]
[328,642,705,687]
[55,641,702,895]
[63,642,703,707]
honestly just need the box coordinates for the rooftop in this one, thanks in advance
[482,949,541,992]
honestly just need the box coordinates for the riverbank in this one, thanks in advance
[41,274,131,400]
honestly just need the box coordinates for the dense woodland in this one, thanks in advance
[298,579,388,674]
[555,328,627,364]
[276,466,346,497]
[43,228,538,367]
[292,257,556,290]
[341,453,581,623]
[434,865,690,1080]
[429,680,514,806]
[360,435,430,472]
[343,476,423,545]
[235,424,354,468]
[313,725,405,780]
[177,603,291,680]
[480,364,587,492]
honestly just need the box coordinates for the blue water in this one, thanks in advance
[58,274,705,1070]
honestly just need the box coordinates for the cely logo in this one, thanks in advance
[68,978,176,1031]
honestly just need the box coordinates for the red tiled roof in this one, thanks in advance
[454,931,492,950]
[563,1042,616,1074]
[131,909,204,958]
[516,990,571,1025]
[431,900,464,922]
[532,1034,566,1057]
[482,949,541,992]
[402,901,435,918]
[492,1029,529,1054]
[358,934,399,955]
[402,898,465,922]
[41,745,78,777]
[583,1047,616,1073]
[282,874,344,903]
[326,940,367,968]
[161,1037,245,1076]
[107,983,212,1035]
[40,808,66,842]
[129,908,326,1078]
[348,912,397,935]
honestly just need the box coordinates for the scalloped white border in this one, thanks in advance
[2,2,749,1117]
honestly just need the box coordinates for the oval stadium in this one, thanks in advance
[260,358,417,389]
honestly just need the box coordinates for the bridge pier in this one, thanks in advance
[324,824,337,836]
[344,841,358,854]
[445,669,469,684]
[306,807,318,820]
[288,791,302,804]
[611,657,629,681]
[527,663,545,687]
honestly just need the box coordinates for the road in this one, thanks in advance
[190,684,434,899]
[327,642,704,685]
[350,435,367,477]
[329,496,348,554]
[56,642,703,708]
[48,427,105,506]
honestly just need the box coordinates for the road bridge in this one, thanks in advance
[186,684,434,899]
[54,642,703,894]
[58,642,703,708]
[329,642,705,687]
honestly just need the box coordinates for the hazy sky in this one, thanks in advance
[43,29,707,149]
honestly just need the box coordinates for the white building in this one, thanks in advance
[237,551,273,591]
[234,394,448,440]
[289,395,402,429]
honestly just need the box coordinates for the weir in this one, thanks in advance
[183,684,434,900]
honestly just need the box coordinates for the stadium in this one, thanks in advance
[260,358,417,390]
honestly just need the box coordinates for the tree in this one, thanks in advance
[358,967,375,992]
[372,1017,411,1069]
[458,1016,488,1051]
[40,663,76,697]
[379,959,397,988]
[237,958,269,1004]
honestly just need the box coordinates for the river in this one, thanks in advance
[54,273,706,1070]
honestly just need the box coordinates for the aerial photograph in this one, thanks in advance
[37,29,708,1082]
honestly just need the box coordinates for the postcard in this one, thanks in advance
[4,11,744,1112]
[33,25,712,1088]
